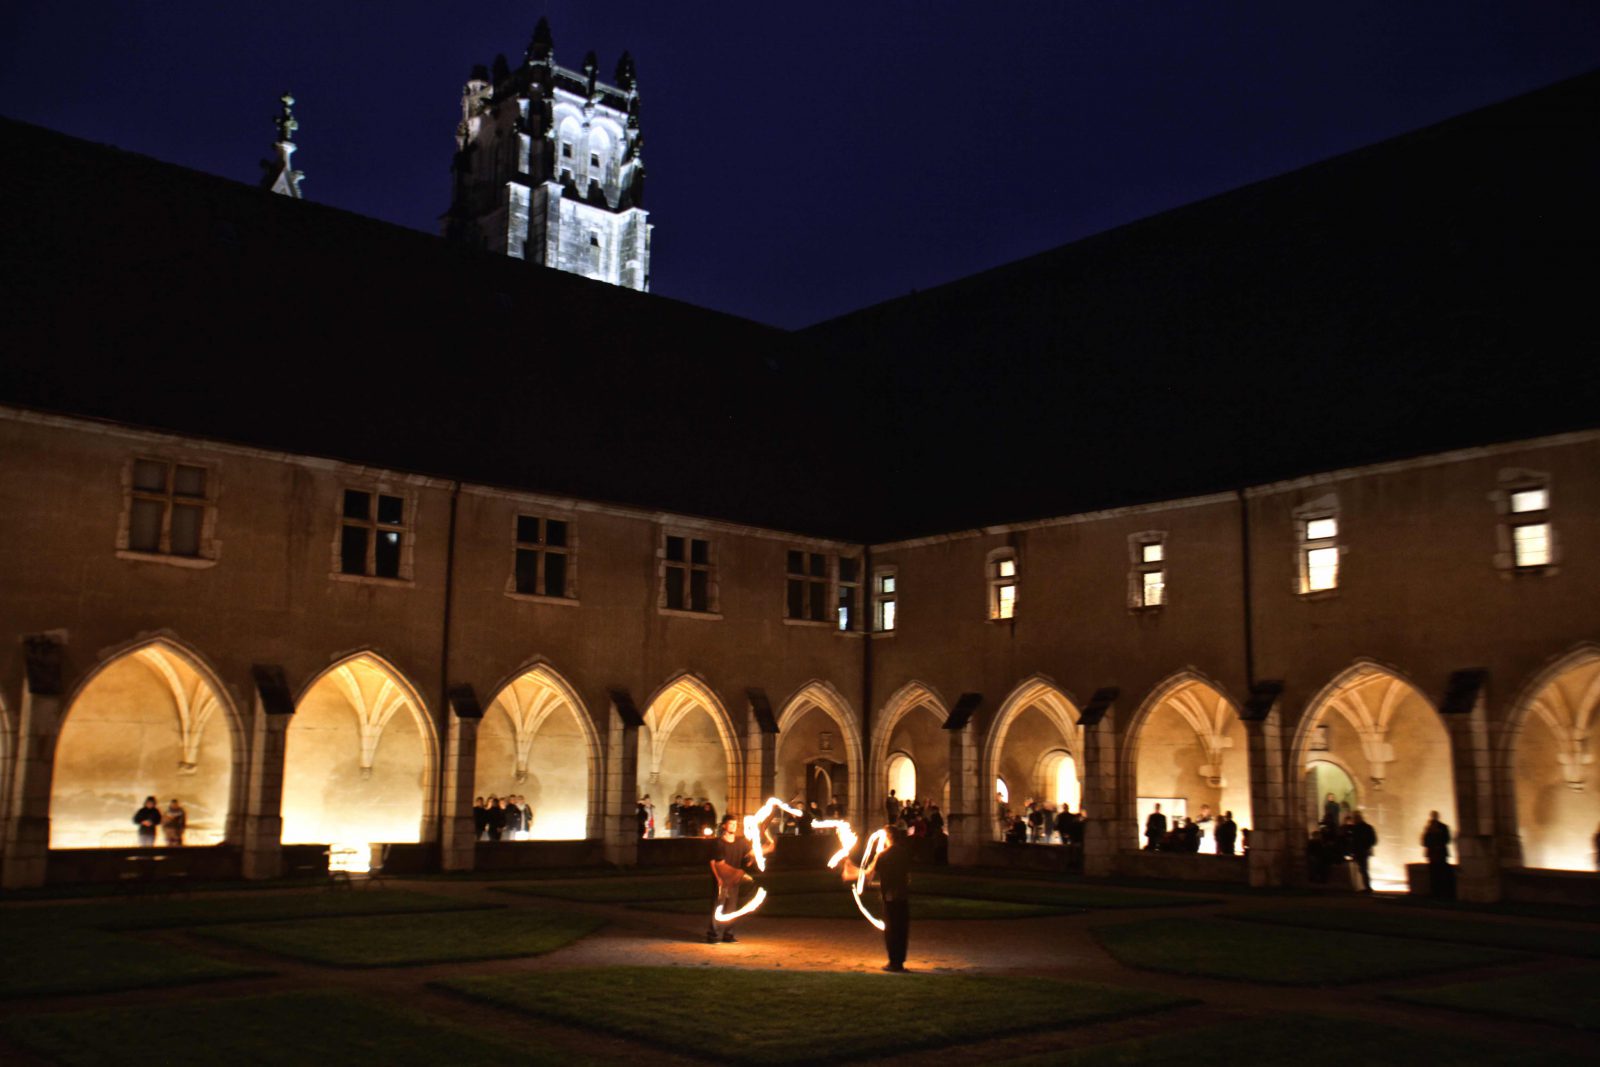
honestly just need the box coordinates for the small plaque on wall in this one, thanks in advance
[819,731,834,752]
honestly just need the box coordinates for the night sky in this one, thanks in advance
[3,2,1598,329]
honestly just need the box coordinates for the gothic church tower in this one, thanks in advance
[443,19,650,291]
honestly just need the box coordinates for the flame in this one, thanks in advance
[848,828,889,931]
[713,885,767,923]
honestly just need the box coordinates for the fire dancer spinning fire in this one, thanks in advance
[843,822,913,972]
[706,815,756,943]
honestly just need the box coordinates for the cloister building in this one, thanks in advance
[1,59,1596,900]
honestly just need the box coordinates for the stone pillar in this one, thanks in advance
[1078,697,1120,878]
[1441,670,1499,902]
[603,694,641,867]
[2,635,65,889]
[1242,712,1289,887]
[945,723,982,866]
[241,665,295,880]
[744,711,776,818]
[440,686,483,873]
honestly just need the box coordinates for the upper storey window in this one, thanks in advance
[663,533,715,614]
[512,515,574,599]
[787,550,829,623]
[339,489,409,581]
[1132,535,1166,608]
[1300,516,1340,593]
[837,557,860,632]
[873,568,897,633]
[988,550,1018,620]
[1496,477,1555,575]
[123,457,212,560]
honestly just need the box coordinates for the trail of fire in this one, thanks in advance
[709,797,886,930]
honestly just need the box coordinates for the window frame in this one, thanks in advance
[987,548,1019,621]
[332,486,415,584]
[117,455,219,567]
[1493,473,1557,577]
[660,530,719,617]
[506,512,578,603]
[872,567,898,634]
[1298,514,1340,594]
[1129,531,1167,610]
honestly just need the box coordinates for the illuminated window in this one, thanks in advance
[339,489,409,580]
[512,515,574,598]
[873,568,897,632]
[1504,485,1553,570]
[1300,516,1339,593]
[989,551,1018,620]
[837,557,860,631]
[664,533,714,613]
[1132,535,1166,608]
[124,457,211,558]
[786,550,829,622]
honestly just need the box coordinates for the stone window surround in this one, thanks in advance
[657,528,719,618]
[1292,493,1341,598]
[505,511,580,605]
[1128,530,1167,610]
[330,485,417,586]
[871,565,898,636]
[114,453,221,569]
[986,546,1019,621]
[1491,468,1558,577]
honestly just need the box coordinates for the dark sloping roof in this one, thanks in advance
[0,117,858,540]
[3,70,1597,544]
[805,68,1600,540]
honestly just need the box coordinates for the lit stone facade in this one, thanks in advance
[1,407,1594,898]
[442,19,651,291]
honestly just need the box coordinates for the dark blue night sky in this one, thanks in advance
[3,1,1597,328]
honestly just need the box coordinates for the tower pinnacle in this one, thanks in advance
[262,92,304,199]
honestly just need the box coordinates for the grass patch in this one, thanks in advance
[495,868,840,903]
[21,889,495,932]
[0,925,264,998]
[1000,1011,1571,1066]
[1392,895,1600,926]
[634,891,1071,920]
[437,966,1188,1064]
[196,907,602,967]
[1092,916,1520,984]
[915,873,1213,909]
[0,989,584,1066]
[1232,905,1600,958]
[1387,966,1600,1030]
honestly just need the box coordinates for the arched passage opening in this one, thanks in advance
[1508,649,1599,871]
[1130,676,1251,853]
[50,639,240,848]
[871,684,948,823]
[477,664,599,840]
[282,654,438,864]
[639,676,740,830]
[775,681,864,826]
[1296,664,1456,888]
[985,679,1083,841]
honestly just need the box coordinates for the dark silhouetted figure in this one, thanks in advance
[1422,811,1453,898]
[1144,804,1167,850]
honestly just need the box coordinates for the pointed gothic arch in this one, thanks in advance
[775,679,864,825]
[1292,660,1456,887]
[870,682,949,820]
[282,650,439,850]
[639,673,742,817]
[1500,644,1600,871]
[1123,670,1250,852]
[49,635,245,848]
[478,660,601,839]
[984,677,1084,837]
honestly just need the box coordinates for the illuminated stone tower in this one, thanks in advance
[443,18,650,291]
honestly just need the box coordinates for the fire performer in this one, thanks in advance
[706,815,756,943]
[844,823,913,972]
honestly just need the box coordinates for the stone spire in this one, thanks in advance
[262,92,304,199]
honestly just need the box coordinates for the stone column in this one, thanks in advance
[945,723,982,866]
[440,686,483,873]
[603,694,641,867]
[2,635,65,889]
[241,665,295,881]
[1078,698,1120,878]
[744,710,776,818]
[1242,712,1288,887]
[1440,670,1499,902]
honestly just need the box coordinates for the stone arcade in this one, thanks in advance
[0,44,1596,900]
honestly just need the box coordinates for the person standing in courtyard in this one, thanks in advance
[1422,810,1453,898]
[133,796,161,846]
[1348,811,1376,892]
[1144,803,1167,850]
[707,815,753,944]
[1216,811,1238,855]
[1323,792,1342,831]
[162,798,187,847]
[845,823,914,972]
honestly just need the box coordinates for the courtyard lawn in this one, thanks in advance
[1386,965,1600,1030]
[436,966,1189,1064]
[196,907,603,967]
[999,1011,1572,1066]
[0,924,265,998]
[914,873,1215,909]
[1091,916,1521,984]
[31,889,497,931]
[1,989,579,1066]
[633,890,1071,920]
[495,867,839,904]
[1231,905,1600,958]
